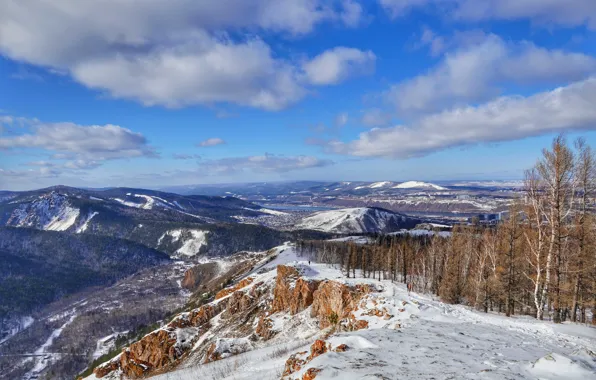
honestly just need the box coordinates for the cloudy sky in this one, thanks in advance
[2,0,596,190]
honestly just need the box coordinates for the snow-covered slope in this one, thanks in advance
[157,229,209,257]
[394,180,447,190]
[86,245,596,380]
[296,207,408,233]
[6,192,81,231]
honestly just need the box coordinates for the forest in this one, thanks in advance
[298,135,596,324]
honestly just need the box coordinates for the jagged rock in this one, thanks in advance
[333,344,349,352]
[283,340,331,378]
[307,340,329,361]
[215,277,254,299]
[93,360,119,378]
[302,368,322,380]
[256,316,275,340]
[310,281,371,329]
[283,351,308,376]
[181,262,218,290]
[273,266,320,314]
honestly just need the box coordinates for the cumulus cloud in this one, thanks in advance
[200,154,334,174]
[197,138,226,147]
[0,117,157,160]
[388,34,596,114]
[329,77,596,158]
[379,0,596,29]
[303,47,376,85]
[0,1,367,110]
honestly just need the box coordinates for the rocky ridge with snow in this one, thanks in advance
[84,245,596,380]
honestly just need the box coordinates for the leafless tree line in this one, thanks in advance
[298,135,596,324]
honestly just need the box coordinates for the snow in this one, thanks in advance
[24,314,77,379]
[297,207,404,233]
[76,211,99,233]
[8,192,81,231]
[257,207,289,216]
[0,316,34,345]
[87,244,596,380]
[158,229,209,257]
[369,181,393,188]
[528,352,596,379]
[93,331,128,360]
[394,180,447,190]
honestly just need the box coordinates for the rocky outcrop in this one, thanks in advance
[215,277,254,299]
[94,301,226,378]
[283,340,343,379]
[181,262,218,290]
[310,281,371,329]
[272,266,320,314]
[92,264,374,380]
[302,368,322,380]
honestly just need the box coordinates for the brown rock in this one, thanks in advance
[310,281,370,329]
[272,266,320,315]
[256,316,275,340]
[307,340,328,361]
[283,352,307,376]
[181,262,218,290]
[215,277,254,299]
[333,344,349,352]
[302,368,322,380]
[93,359,119,378]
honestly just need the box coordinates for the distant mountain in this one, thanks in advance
[0,187,309,258]
[394,181,447,190]
[297,207,419,234]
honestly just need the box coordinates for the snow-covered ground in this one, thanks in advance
[145,246,595,380]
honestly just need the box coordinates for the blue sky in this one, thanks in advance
[1,1,596,190]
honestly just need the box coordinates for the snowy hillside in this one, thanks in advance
[296,207,411,233]
[6,192,81,231]
[394,181,447,190]
[85,245,596,380]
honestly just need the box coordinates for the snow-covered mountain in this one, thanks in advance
[296,207,416,233]
[394,180,447,190]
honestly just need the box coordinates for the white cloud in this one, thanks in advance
[200,154,334,173]
[197,138,226,147]
[303,47,376,85]
[0,1,367,111]
[329,77,596,158]
[388,34,596,113]
[0,117,157,160]
[335,112,349,127]
[379,0,596,29]
[172,153,202,160]
[72,38,307,111]
[63,160,102,170]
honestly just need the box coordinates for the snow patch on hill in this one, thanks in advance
[158,229,209,257]
[76,211,99,233]
[394,181,447,190]
[297,207,406,233]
